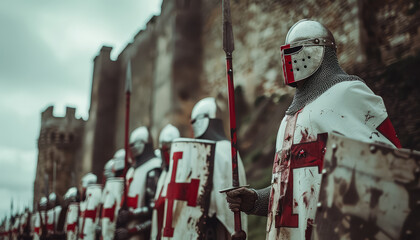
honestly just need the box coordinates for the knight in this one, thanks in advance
[151,98,248,239]
[46,193,61,239]
[10,213,18,240]
[115,127,162,240]
[3,215,11,240]
[150,124,180,240]
[19,207,31,240]
[225,19,401,239]
[192,97,249,239]
[33,197,47,240]
[61,187,80,240]
[78,173,102,240]
[101,150,125,240]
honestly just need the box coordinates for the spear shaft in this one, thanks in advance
[122,60,132,209]
[222,0,246,239]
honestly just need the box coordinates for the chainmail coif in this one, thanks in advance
[286,47,363,115]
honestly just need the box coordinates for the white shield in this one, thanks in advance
[313,132,420,240]
[65,203,79,240]
[157,138,216,240]
[101,177,124,240]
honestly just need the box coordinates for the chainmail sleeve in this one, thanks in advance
[246,186,271,217]
[145,168,162,210]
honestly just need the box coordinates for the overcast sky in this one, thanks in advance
[0,0,163,219]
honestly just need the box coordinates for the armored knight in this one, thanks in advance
[155,97,247,239]
[115,127,161,240]
[62,187,79,240]
[78,173,102,240]
[33,197,47,240]
[46,193,61,238]
[101,150,125,240]
[3,216,11,240]
[225,19,401,239]
[10,214,18,240]
[150,124,180,240]
[18,208,31,240]
[194,97,248,239]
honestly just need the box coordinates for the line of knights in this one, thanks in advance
[1,0,420,239]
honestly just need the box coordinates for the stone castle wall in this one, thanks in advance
[34,106,85,206]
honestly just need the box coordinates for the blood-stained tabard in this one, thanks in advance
[46,206,62,235]
[267,80,400,239]
[101,177,124,240]
[154,138,247,239]
[313,133,420,240]
[10,217,18,240]
[150,167,168,240]
[34,210,46,240]
[125,158,162,212]
[4,217,10,240]
[65,203,79,240]
[79,184,102,240]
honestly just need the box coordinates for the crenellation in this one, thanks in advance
[33,105,86,207]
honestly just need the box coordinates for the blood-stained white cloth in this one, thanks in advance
[33,211,46,240]
[18,212,28,236]
[101,177,124,240]
[79,184,102,240]
[3,217,10,240]
[150,169,168,239]
[46,206,61,235]
[151,139,247,239]
[126,157,162,211]
[267,81,396,239]
[209,140,247,235]
[65,203,79,240]
[10,218,18,240]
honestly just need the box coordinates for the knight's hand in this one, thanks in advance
[225,187,258,213]
[114,228,131,240]
[116,209,133,226]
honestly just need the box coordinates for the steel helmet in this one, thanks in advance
[129,127,151,158]
[191,97,218,138]
[280,19,336,87]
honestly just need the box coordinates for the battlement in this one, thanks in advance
[41,106,81,121]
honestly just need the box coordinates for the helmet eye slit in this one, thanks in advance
[191,113,210,124]
[283,46,303,55]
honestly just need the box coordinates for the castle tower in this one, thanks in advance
[33,106,86,207]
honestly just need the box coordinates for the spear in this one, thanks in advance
[122,60,132,209]
[222,0,246,239]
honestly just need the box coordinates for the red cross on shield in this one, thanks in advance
[163,151,200,237]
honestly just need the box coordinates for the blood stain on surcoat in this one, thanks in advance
[305,218,314,240]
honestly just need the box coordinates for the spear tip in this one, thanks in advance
[222,0,235,53]
[125,60,132,93]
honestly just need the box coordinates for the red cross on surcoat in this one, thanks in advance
[275,133,327,228]
[66,222,77,232]
[102,202,117,222]
[154,189,166,240]
[162,151,200,237]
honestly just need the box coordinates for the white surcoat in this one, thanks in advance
[79,184,102,240]
[126,157,162,211]
[150,139,248,239]
[46,206,61,235]
[65,202,79,240]
[101,177,124,240]
[267,81,398,239]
